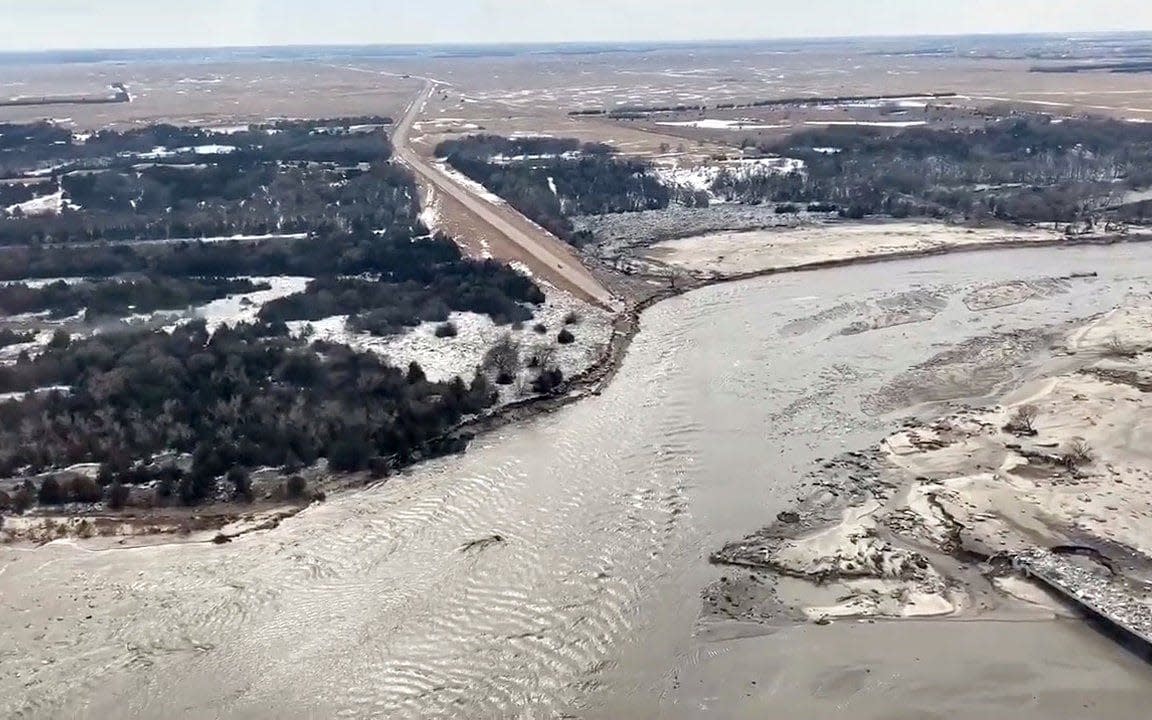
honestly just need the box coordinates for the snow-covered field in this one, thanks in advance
[653,156,805,200]
[193,276,311,330]
[287,289,612,394]
[0,276,313,366]
[0,329,54,365]
[6,189,63,217]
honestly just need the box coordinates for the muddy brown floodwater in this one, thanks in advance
[5,245,1152,719]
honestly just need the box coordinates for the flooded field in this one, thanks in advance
[5,244,1152,718]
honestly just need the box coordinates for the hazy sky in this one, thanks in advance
[2,0,1150,52]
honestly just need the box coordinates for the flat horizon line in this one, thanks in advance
[2,28,1151,57]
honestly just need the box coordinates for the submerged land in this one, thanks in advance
[3,32,1152,718]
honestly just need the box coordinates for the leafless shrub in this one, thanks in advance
[1004,404,1039,436]
[483,333,521,384]
[1102,334,1137,359]
[1060,438,1094,470]
[527,344,557,370]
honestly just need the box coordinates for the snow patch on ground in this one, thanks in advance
[654,156,805,199]
[130,232,308,246]
[418,187,441,233]
[805,120,927,128]
[434,160,508,206]
[134,144,238,160]
[0,276,88,289]
[0,385,71,403]
[489,152,580,165]
[287,290,612,394]
[6,189,63,216]
[193,276,311,330]
[0,330,54,365]
[656,119,790,131]
[203,125,251,135]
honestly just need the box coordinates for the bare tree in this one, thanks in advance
[1102,334,1137,359]
[1060,438,1094,470]
[1004,404,1039,436]
[483,333,521,384]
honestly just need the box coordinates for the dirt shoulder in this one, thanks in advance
[395,83,615,308]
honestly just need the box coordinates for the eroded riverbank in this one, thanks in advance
[5,244,1152,718]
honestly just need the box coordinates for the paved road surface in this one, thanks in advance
[393,82,615,307]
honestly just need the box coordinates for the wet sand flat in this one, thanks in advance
[652,619,1152,720]
[642,220,1074,276]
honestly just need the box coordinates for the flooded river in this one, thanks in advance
[5,245,1152,719]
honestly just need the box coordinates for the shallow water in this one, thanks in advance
[4,244,1152,718]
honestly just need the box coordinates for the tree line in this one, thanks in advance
[436,134,670,244]
[0,277,268,319]
[722,117,1152,225]
[0,319,497,504]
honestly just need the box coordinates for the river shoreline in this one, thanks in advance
[6,224,1152,547]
